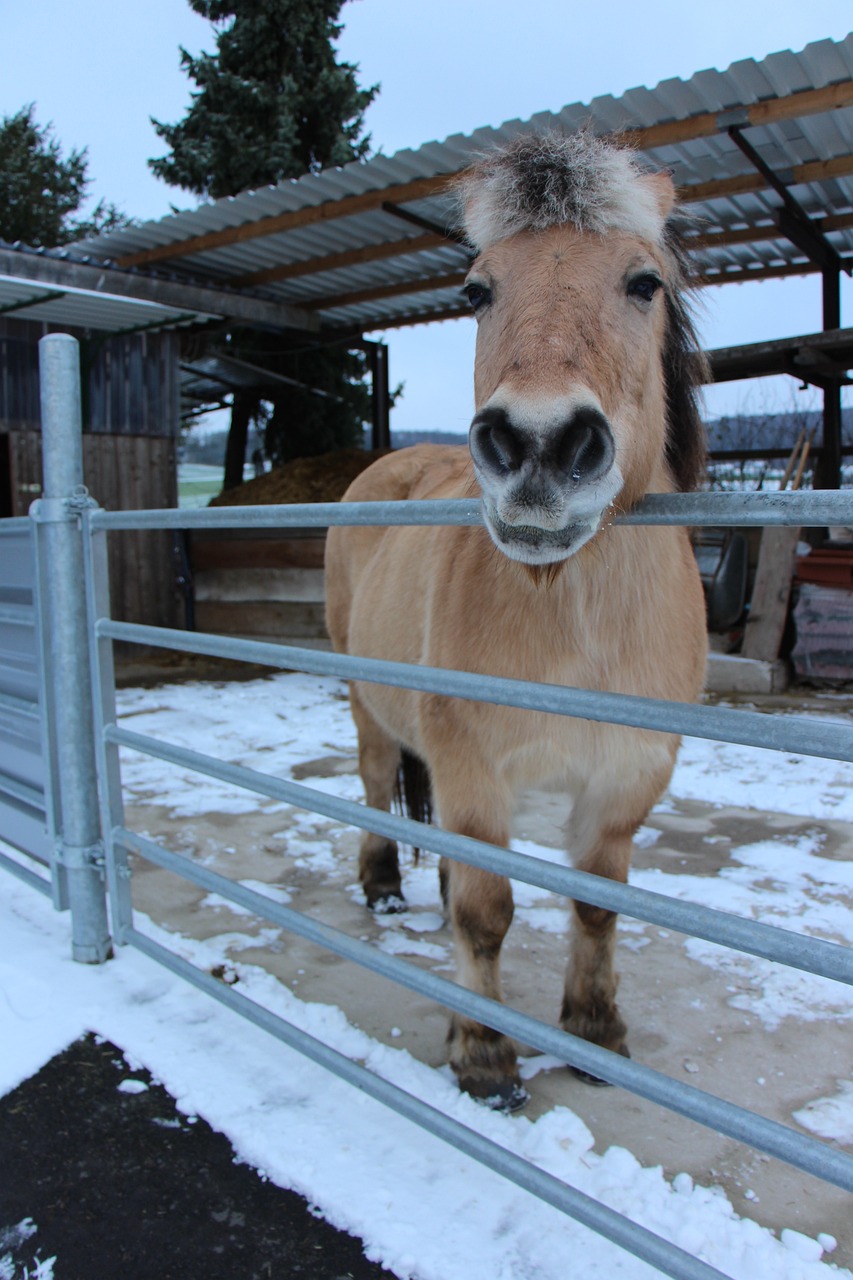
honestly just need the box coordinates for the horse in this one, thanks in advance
[325,132,708,1111]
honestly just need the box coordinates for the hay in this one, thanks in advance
[209,448,390,507]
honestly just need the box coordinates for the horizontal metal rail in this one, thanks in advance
[100,620,853,765]
[0,518,31,536]
[0,689,40,721]
[126,925,731,1280]
[119,826,853,1194]
[108,727,852,988]
[0,772,46,812]
[0,603,34,627]
[88,489,853,531]
[0,846,51,896]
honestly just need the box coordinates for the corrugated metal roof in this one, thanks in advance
[0,271,220,333]
[58,33,853,334]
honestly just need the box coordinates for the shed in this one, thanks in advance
[2,33,853,639]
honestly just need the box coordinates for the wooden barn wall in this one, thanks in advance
[1,318,182,627]
[7,431,180,630]
[0,318,180,437]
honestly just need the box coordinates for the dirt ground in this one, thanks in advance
[121,684,853,1270]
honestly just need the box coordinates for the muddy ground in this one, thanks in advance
[122,711,853,1269]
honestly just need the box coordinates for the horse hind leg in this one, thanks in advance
[350,686,405,913]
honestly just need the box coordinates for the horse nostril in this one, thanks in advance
[470,408,526,475]
[552,407,614,484]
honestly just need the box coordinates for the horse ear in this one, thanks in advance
[642,170,677,221]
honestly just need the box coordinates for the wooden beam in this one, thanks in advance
[689,210,853,251]
[115,173,456,270]
[306,271,468,312]
[681,152,853,205]
[232,230,457,288]
[113,81,853,271]
[621,79,853,152]
[698,260,820,287]
[362,304,472,331]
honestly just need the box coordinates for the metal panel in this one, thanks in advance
[0,519,53,890]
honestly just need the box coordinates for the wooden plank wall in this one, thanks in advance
[7,431,180,629]
[191,531,329,645]
[0,319,180,437]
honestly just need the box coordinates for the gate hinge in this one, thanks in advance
[55,838,106,879]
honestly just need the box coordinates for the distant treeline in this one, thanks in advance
[705,408,852,453]
[181,413,853,466]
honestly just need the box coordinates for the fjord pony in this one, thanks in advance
[325,133,708,1109]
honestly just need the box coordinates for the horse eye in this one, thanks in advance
[463,281,492,312]
[627,273,663,304]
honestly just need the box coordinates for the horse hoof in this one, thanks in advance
[569,1065,613,1087]
[369,892,406,915]
[569,1043,630,1086]
[461,1077,529,1113]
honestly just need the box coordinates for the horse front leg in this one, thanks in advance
[430,752,526,1110]
[447,861,525,1109]
[560,819,635,1080]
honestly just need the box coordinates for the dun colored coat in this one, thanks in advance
[326,132,708,1110]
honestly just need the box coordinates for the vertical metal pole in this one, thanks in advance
[36,334,111,963]
[82,509,134,944]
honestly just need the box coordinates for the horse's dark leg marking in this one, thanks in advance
[444,855,527,1111]
[349,686,405,912]
[438,856,451,912]
[561,823,634,1081]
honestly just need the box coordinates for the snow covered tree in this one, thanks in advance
[150,1,379,485]
[0,105,127,248]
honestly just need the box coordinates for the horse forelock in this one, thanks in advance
[455,131,668,251]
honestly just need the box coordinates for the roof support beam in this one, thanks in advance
[380,201,468,244]
[111,81,853,270]
[726,126,848,276]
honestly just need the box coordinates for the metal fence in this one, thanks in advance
[3,333,853,1280]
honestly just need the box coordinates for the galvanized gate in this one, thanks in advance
[3,334,853,1280]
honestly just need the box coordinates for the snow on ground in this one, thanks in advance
[2,671,853,1280]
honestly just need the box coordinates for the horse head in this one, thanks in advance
[456,132,706,566]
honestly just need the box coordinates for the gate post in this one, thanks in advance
[35,334,111,963]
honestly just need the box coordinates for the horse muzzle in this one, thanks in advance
[469,400,621,564]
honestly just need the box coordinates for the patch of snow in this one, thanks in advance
[1,874,850,1280]
[116,1078,149,1095]
[793,1080,853,1146]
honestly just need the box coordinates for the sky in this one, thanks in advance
[2,0,853,433]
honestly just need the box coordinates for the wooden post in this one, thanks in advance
[814,267,842,492]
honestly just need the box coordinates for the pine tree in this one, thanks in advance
[150,1,380,485]
[0,105,127,248]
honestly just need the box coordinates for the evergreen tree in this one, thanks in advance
[150,1,380,485]
[0,105,127,247]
